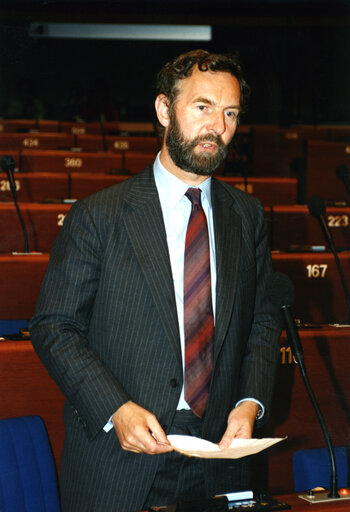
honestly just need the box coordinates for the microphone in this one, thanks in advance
[266,272,304,364]
[307,195,336,253]
[1,154,18,201]
[266,272,339,500]
[1,155,29,253]
[335,164,350,196]
[307,195,350,323]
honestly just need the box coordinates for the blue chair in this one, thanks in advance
[0,415,60,511]
[293,446,349,492]
[0,320,28,337]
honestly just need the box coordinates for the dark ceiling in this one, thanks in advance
[1,0,350,25]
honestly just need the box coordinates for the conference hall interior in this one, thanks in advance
[0,0,349,510]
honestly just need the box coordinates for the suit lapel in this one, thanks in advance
[122,166,182,370]
[212,179,242,362]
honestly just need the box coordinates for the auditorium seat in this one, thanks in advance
[271,205,350,251]
[0,133,75,151]
[21,149,123,174]
[306,140,350,203]
[0,203,72,253]
[0,415,61,511]
[0,172,69,202]
[271,251,350,324]
[218,176,298,205]
[293,446,349,492]
[70,173,130,199]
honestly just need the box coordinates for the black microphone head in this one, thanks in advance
[336,164,350,179]
[307,195,326,218]
[1,155,15,173]
[265,271,295,308]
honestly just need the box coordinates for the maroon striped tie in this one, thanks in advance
[184,188,214,418]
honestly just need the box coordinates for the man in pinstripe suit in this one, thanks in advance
[30,50,281,511]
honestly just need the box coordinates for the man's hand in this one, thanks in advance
[218,401,259,449]
[112,401,174,455]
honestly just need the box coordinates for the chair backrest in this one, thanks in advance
[293,446,349,492]
[0,415,60,511]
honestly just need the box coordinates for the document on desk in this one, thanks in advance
[167,435,287,459]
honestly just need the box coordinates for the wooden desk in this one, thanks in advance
[257,326,350,494]
[276,494,350,511]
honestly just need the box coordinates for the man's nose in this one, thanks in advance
[207,111,226,136]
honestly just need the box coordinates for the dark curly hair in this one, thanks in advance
[155,49,250,116]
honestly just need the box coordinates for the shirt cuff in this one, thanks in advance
[103,415,114,432]
[235,398,264,420]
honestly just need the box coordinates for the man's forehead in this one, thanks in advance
[176,67,241,103]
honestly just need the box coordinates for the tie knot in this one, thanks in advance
[185,188,201,206]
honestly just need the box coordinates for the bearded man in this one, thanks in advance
[30,49,281,512]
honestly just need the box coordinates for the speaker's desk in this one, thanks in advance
[137,493,350,511]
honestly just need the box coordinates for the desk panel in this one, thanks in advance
[272,252,350,324]
[0,133,74,150]
[0,254,49,319]
[104,135,160,154]
[0,203,71,252]
[271,205,350,251]
[0,172,69,202]
[21,149,123,174]
[70,172,130,199]
[218,177,298,205]
[124,152,157,174]
[306,140,350,203]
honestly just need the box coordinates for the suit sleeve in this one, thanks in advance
[236,199,281,425]
[29,200,131,440]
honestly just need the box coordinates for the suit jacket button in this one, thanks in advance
[170,378,178,388]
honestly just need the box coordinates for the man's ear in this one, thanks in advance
[155,94,171,128]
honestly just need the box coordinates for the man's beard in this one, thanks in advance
[165,110,229,177]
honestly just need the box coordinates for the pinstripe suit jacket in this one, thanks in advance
[30,163,281,512]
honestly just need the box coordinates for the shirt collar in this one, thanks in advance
[153,152,212,209]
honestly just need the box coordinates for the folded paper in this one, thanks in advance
[168,434,287,459]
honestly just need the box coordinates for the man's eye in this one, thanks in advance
[198,105,207,111]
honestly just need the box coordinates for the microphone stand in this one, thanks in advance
[1,155,29,253]
[282,305,340,501]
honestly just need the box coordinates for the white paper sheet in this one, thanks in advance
[167,434,287,459]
